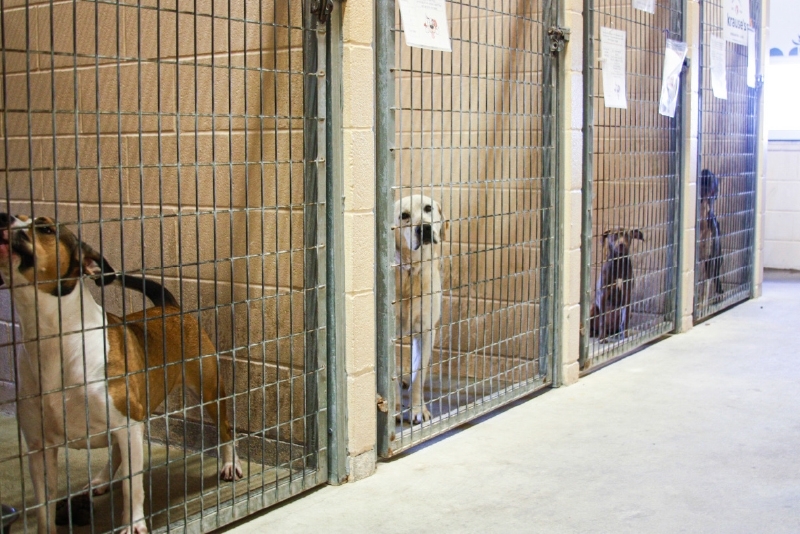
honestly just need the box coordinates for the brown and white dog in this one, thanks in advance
[698,169,723,305]
[590,228,644,342]
[0,213,242,534]
[394,195,448,424]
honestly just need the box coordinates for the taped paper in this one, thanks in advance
[601,27,628,109]
[747,27,756,88]
[659,39,687,117]
[397,0,452,52]
[710,35,728,100]
[632,0,655,14]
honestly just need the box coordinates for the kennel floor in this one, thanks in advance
[0,415,292,533]
[394,358,544,434]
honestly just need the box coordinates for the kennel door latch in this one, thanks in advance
[312,0,342,24]
[548,26,571,53]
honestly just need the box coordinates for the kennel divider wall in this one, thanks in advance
[0,1,328,532]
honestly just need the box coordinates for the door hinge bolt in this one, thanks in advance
[548,26,571,53]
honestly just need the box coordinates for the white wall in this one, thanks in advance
[764,142,800,270]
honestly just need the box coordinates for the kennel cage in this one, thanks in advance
[376,0,558,456]
[693,0,760,322]
[0,1,327,533]
[579,0,684,371]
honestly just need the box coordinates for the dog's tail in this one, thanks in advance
[114,273,179,309]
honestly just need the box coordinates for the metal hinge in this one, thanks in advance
[548,26,570,53]
[312,0,342,24]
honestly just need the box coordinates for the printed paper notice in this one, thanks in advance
[723,0,750,45]
[632,0,655,14]
[601,27,627,109]
[710,35,728,100]
[659,39,687,117]
[397,0,452,52]
[746,27,756,88]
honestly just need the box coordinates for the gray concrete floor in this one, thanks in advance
[224,271,800,534]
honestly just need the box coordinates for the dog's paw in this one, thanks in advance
[410,406,431,425]
[220,460,243,482]
[121,519,148,534]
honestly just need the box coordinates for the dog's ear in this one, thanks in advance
[436,202,449,242]
[80,242,117,286]
[629,229,645,241]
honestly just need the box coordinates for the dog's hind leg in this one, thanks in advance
[410,334,432,425]
[204,397,242,481]
[115,423,147,534]
[197,357,242,482]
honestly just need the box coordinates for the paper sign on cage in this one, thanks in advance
[397,0,452,52]
[723,0,750,45]
[747,27,756,88]
[710,35,728,100]
[601,27,628,109]
[632,0,655,15]
[659,39,687,117]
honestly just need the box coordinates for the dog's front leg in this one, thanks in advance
[115,423,147,534]
[409,334,431,424]
[29,444,58,534]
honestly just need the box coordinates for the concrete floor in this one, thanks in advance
[224,271,800,534]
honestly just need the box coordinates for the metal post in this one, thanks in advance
[375,0,397,458]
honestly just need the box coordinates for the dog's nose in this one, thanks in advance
[0,213,9,228]
[421,224,433,244]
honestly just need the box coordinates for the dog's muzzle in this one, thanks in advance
[416,224,434,246]
[0,213,33,265]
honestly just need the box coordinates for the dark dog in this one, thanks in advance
[698,169,723,302]
[590,228,644,342]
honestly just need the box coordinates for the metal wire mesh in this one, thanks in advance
[693,0,759,321]
[376,0,557,456]
[0,1,326,532]
[580,0,683,370]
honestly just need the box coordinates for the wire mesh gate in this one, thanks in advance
[0,1,327,532]
[693,0,759,322]
[580,0,684,371]
[376,0,558,456]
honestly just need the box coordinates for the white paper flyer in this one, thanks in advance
[397,0,452,52]
[710,35,728,100]
[659,39,687,118]
[632,0,655,15]
[747,27,756,88]
[723,0,750,45]
[601,27,628,109]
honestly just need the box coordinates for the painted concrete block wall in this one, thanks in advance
[764,141,800,270]
[560,0,585,385]
[340,0,378,479]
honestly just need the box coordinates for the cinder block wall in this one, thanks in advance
[0,0,309,452]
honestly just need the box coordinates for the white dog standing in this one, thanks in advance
[394,195,448,424]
